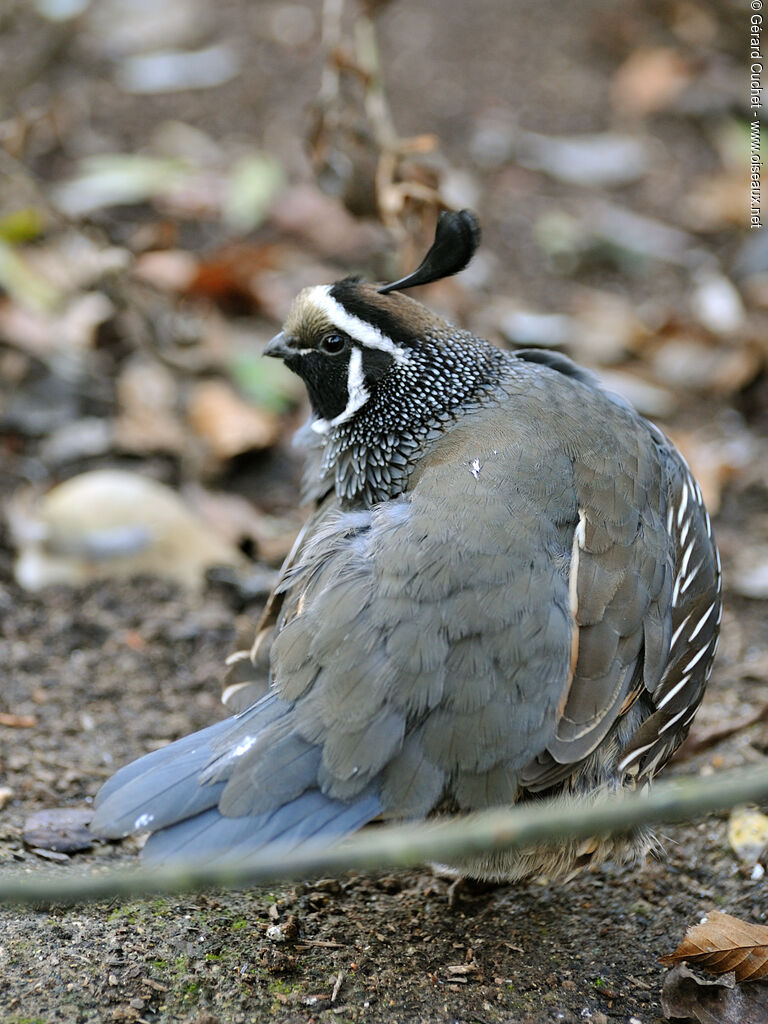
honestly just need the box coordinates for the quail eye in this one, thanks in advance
[320,333,347,355]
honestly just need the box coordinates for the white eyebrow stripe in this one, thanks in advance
[307,285,410,362]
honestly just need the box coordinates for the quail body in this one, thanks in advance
[91,212,722,880]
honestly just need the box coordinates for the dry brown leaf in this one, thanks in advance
[132,249,198,292]
[684,169,752,232]
[568,288,650,366]
[186,242,277,310]
[611,47,693,117]
[661,912,768,982]
[187,379,281,459]
[662,963,768,1024]
[270,184,387,259]
[115,357,186,455]
[183,484,303,564]
[665,429,757,516]
[650,337,761,398]
[0,292,114,356]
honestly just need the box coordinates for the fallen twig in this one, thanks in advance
[1,764,768,907]
[0,712,38,728]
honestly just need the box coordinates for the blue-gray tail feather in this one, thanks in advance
[90,692,382,864]
[94,717,233,808]
[142,787,381,866]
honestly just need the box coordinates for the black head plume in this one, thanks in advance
[378,209,481,295]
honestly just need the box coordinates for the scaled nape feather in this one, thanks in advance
[90,210,722,881]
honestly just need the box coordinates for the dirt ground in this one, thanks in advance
[1,1,767,1022]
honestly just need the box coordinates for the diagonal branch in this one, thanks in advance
[2,765,768,907]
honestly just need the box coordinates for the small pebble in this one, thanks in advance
[31,847,70,862]
[266,914,300,943]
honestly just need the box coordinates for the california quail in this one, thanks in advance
[91,211,722,881]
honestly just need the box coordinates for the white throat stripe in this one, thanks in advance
[310,346,370,434]
[308,285,409,363]
[334,346,369,424]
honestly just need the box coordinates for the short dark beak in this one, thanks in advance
[263,331,294,360]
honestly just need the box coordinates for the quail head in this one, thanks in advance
[91,211,722,881]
